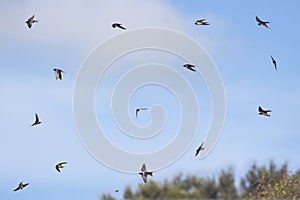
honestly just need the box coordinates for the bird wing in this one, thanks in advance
[200,142,204,149]
[141,163,146,172]
[35,113,39,122]
[28,15,35,21]
[256,16,262,23]
[23,183,29,188]
[58,71,62,80]
[195,148,200,156]
[26,21,32,28]
[60,161,68,165]
[14,187,20,191]
[118,24,126,30]
[188,66,196,72]
[55,165,61,172]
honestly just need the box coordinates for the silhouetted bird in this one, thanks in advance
[135,108,148,119]
[31,113,41,126]
[183,64,196,72]
[53,68,64,80]
[139,163,153,183]
[115,189,119,193]
[258,106,271,117]
[195,19,209,26]
[112,23,126,30]
[26,15,38,28]
[255,16,270,29]
[55,162,67,172]
[195,142,204,157]
[271,55,277,71]
[14,182,29,191]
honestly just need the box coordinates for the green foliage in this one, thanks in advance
[218,167,238,199]
[101,161,300,200]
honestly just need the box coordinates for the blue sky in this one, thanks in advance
[1,0,300,199]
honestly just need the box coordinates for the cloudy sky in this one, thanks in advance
[1,0,300,199]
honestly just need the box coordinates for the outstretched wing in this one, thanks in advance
[255,16,262,23]
[35,113,39,122]
[141,163,146,172]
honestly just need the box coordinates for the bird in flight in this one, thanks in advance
[255,16,270,29]
[195,19,209,26]
[31,113,41,126]
[258,106,271,117]
[112,23,126,30]
[183,64,196,72]
[115,189,119,193]
[195,142,204,157]
[135,108,148,119]
[14,182,29,191]
[53,68,65,80]
[139,163,153,183]
[271,55,277,71]
[26,15,38,28]
[55,162,68,172]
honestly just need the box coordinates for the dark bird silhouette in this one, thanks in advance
[115,189,119,193]
[31,113,41,126]
[53,68,65,80]
[139,163,153,183]
[271,55,277,71]
[195,19,209,26]
[14,182,29,191]
[183,64,196,72]
[258,106,271,117]
[195,142,204,157]
[26,15,38,28]
[112,23,126,30]
[135,108,148,119]
[255,16,270,29]
[55,162,67,172]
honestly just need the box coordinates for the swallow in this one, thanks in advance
[31,113,41,126]
[195,19,209,26]
[258,106,271,117]
[26,15,38,28]
[138,163,153,183]
[14,182,29,191]
[112,23,126,30]
[195,142,204,157]
[135,108,148,119]
[255,16,270,29]
[55,162,68,172]
[183,64,196,72]
[271,55,277,71]
[53,68,65,80]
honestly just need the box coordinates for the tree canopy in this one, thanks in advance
[101,161,300,200]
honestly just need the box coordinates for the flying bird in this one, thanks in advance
[53,68,65,80]
[183,64,196,72]
[55,162,68,172]
[255,16,270,29]
[258,106,271,117]
[139,163,153,183]
[135,108,148,119]
[195,142,204,157]
[112,23,126,30]
[14,182,29,191]
[195,19,209,26]
[115,189,119,193]
[26,15,38,28]
[271,55,277,71]
[31,113,41,126]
